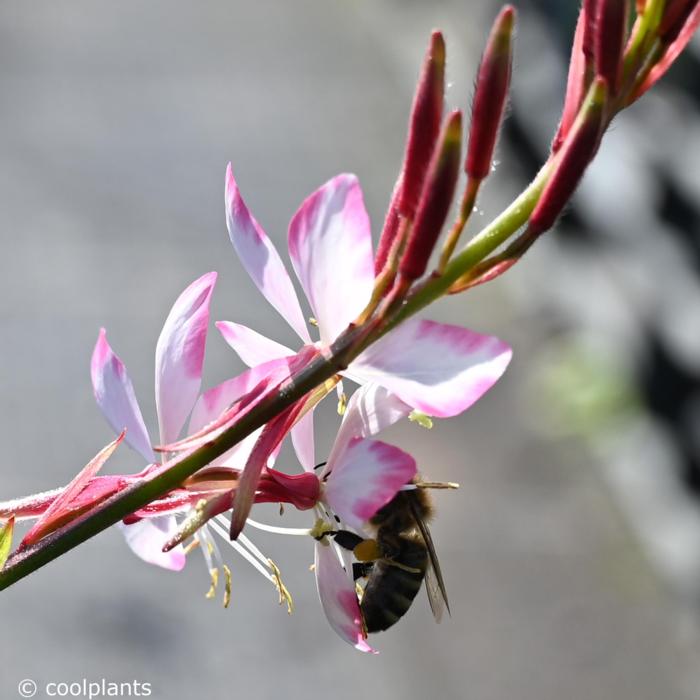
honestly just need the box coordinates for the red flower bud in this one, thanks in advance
[530,78,608,235]
[594,0,629,95]
[630,3,700,100]
[399,110,462,281]
[552,6,588,153]
[374,173,403,275]
[583,0,599,61]
[398,31,446,219]
[465,5,515,181]
[659,0,698,43]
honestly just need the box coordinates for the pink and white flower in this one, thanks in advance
[219,165,513,470]
[90,271,217,570]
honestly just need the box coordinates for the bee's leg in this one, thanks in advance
[332,530,365,551]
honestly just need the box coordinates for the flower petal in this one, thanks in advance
[225,164,311,343]
[349,318,512,417]
[314,540,376,653]
[323,437,416,531]
[288,174,375,344]
[91,328,154,462]
[291,410,316,472]
[155,272,217,445]
[216,321,293,367]
[327,384,411,471]
[119,516,186,571]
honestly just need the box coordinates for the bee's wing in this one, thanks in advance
[408,498,450,622]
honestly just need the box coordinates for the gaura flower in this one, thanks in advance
[90,271,217,570]
[218,165,514,470]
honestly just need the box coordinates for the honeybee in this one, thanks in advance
[333,478,452,633]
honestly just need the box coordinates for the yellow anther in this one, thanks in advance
[337,392,348,416]
[268,559,294,614]
[222,565,232,609]
[205,568,219,599]
[355,582,365,601]
[309,518,334,540]
[409,410,433,429]
[309,563,316,573]
[309,317,318,327]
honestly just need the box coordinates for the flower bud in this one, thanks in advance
[594,0,629,95]
[398,31,446,219]
[530,78,608,235]
[552,6,588,153]
[374,173,403,275]
[583,0,599,62]
[465,5,515,181]
[399,110,462,281]
[659,0,698,43]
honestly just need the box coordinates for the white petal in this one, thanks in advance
[155,272,217,445]
[315,540,376,653]
[119,517,186,571]
[288,174,375,345]
[91,329,154,462]
[216,321,293,367]
[323,438,416,531]
[327,384,411,470]
[350,318,512,417]
[225,164,310,342]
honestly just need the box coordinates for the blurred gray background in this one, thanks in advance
[1,1,699,699]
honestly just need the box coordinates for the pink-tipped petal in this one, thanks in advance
[323,438,417,531]
[350,319,512,418]
[216,321,293,367]
[314,540,376,653]
[288,174,375,345]
[119,516,186,571]
[291,409,316,471]
[326,384,411,471]
[225,164,311,343]
[155,272,217,446]
[91,329,154,462]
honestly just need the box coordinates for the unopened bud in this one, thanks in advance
[399,110,462,281]
[552,6,587,153]
[659,0,697,43]
[530,78,608,235]
[398,31,446,219]
[374,174,403,274]
[465,5,515,181]
[594,0,629,95]
[582,0,599,61]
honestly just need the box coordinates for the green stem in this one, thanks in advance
[391,161,552,329]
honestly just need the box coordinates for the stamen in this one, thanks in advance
[409,410,433,429]
[208,519,274,583]
[309,518,334,540]
[222,565,232,609]
[206,568,219,599]
[244,518,312,537]
[183,539,200,556]
[337,392,347,416]
[268,559,294,614]
[415,481,460,490]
